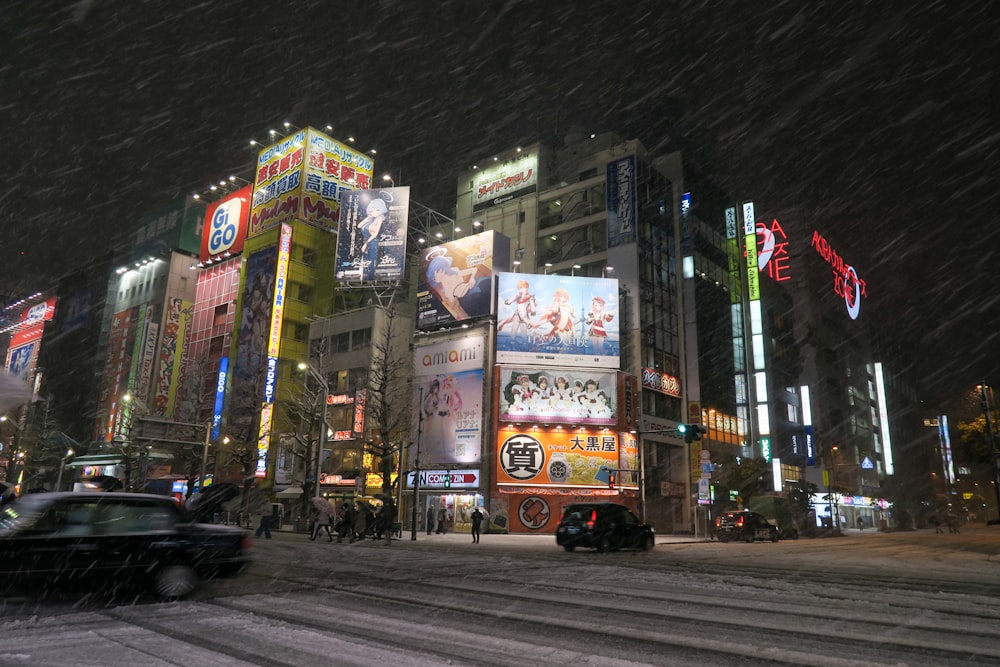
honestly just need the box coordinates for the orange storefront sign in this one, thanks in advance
[496,426,619,487]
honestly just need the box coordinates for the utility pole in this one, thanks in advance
[410,386,424,541]
[978,383,1000,523]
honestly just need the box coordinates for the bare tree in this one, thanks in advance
[364,300,413,527]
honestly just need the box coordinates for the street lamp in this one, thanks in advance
[298,361,329,499]
[55,448,74,491]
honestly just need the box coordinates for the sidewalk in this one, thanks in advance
[267,525,705,546]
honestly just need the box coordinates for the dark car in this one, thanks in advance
[555,502,654,552]
[715,510,779,542]
[0,490,251,599]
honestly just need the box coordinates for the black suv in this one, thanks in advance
[715,511,779,542]
[555,502,654,552]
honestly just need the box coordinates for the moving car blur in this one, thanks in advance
[0,488,250,599]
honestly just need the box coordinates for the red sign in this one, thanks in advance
[756,219,791,282]
[641,367,681,397]
[200,186,251,261]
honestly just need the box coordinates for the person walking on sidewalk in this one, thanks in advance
[436,506,447,534]
[311,507,333,541]
[471,507,484,544]
[426,506,434,535]
[254,498,273,539]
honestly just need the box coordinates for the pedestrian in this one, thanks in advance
[336,502,355,543]
[857,517,864,531]
[426,506,435,535]
[436,506,447,534]
[254,498,273,539]
[311,507,333,542]
[471,506,484,544]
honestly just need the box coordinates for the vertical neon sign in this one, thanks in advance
[255,223,293,478]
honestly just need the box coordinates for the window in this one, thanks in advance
[333,332,350,353]
[213,304,228,327]
[352,327,371,349]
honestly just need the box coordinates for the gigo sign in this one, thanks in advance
[200,186,251,261]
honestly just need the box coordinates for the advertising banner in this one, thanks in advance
[472,150,538,212]
[495,273,620,368]
[230,245,277,437]
[93,307,139,442]
[606,155,637,247]
[334,187,410,282]
[153,300,191,417]
[504,492,634,534]
[5,341,38,383]
[413,336,486,466]
[497,367,617,426]
[302,128,374,230]
[200,185,251,261]
[416,230,510,329]
[249,128,374,238]
[496,426,620,487]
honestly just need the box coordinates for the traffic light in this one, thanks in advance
[608,470,616,488]
[679,424,704,443]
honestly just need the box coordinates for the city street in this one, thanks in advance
[2,526,1000,666]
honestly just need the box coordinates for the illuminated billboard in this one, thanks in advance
[497,367,618,426]
[496,426,628,488]
[249,128,374,238]
[416,230,510,329]
[495,273,620,368]
[413,336,485,466]
[334,187,410,282]
[200,185,251,261]
[472,150,538,212]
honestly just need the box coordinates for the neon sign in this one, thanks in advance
[811,230,866,320]
[755,219,791,282]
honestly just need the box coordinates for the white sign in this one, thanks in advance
[405,469,481,489]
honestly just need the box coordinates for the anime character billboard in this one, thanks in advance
[412,336,485,466]
[495,273,619,368]
[416,230,510,329]
[335,187,410,282]
[497,367,618,426]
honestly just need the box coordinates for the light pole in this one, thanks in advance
[55,448,74,491]
[977,383,1000,523]
[199,421,212,492]
[410,386,424,541]
[298,362,329,500]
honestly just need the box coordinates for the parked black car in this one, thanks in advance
[0,489,251,598]
[715,510,779,542]
[555,502,655,552]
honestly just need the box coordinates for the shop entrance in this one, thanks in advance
[422,492,484,534]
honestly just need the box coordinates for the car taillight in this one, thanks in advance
[736,516,744,527]
[715,517,721,527]
[586,509,597,530]
[242,536,255,550]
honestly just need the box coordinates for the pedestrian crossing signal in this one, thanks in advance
[444,473,451,488]
[608,471,616,488]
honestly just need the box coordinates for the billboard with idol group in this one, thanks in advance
[416,230,510,329]
[334,187,410,282]
[249,128,374,237]
[495,273,620,368]
[497,367,618,426]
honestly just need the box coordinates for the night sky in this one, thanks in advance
[1,1,996,409]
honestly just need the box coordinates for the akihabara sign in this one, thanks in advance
[472,151,538,211]
[811,230,867,320]
[249,128,374,237]
[200,186,251,261]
